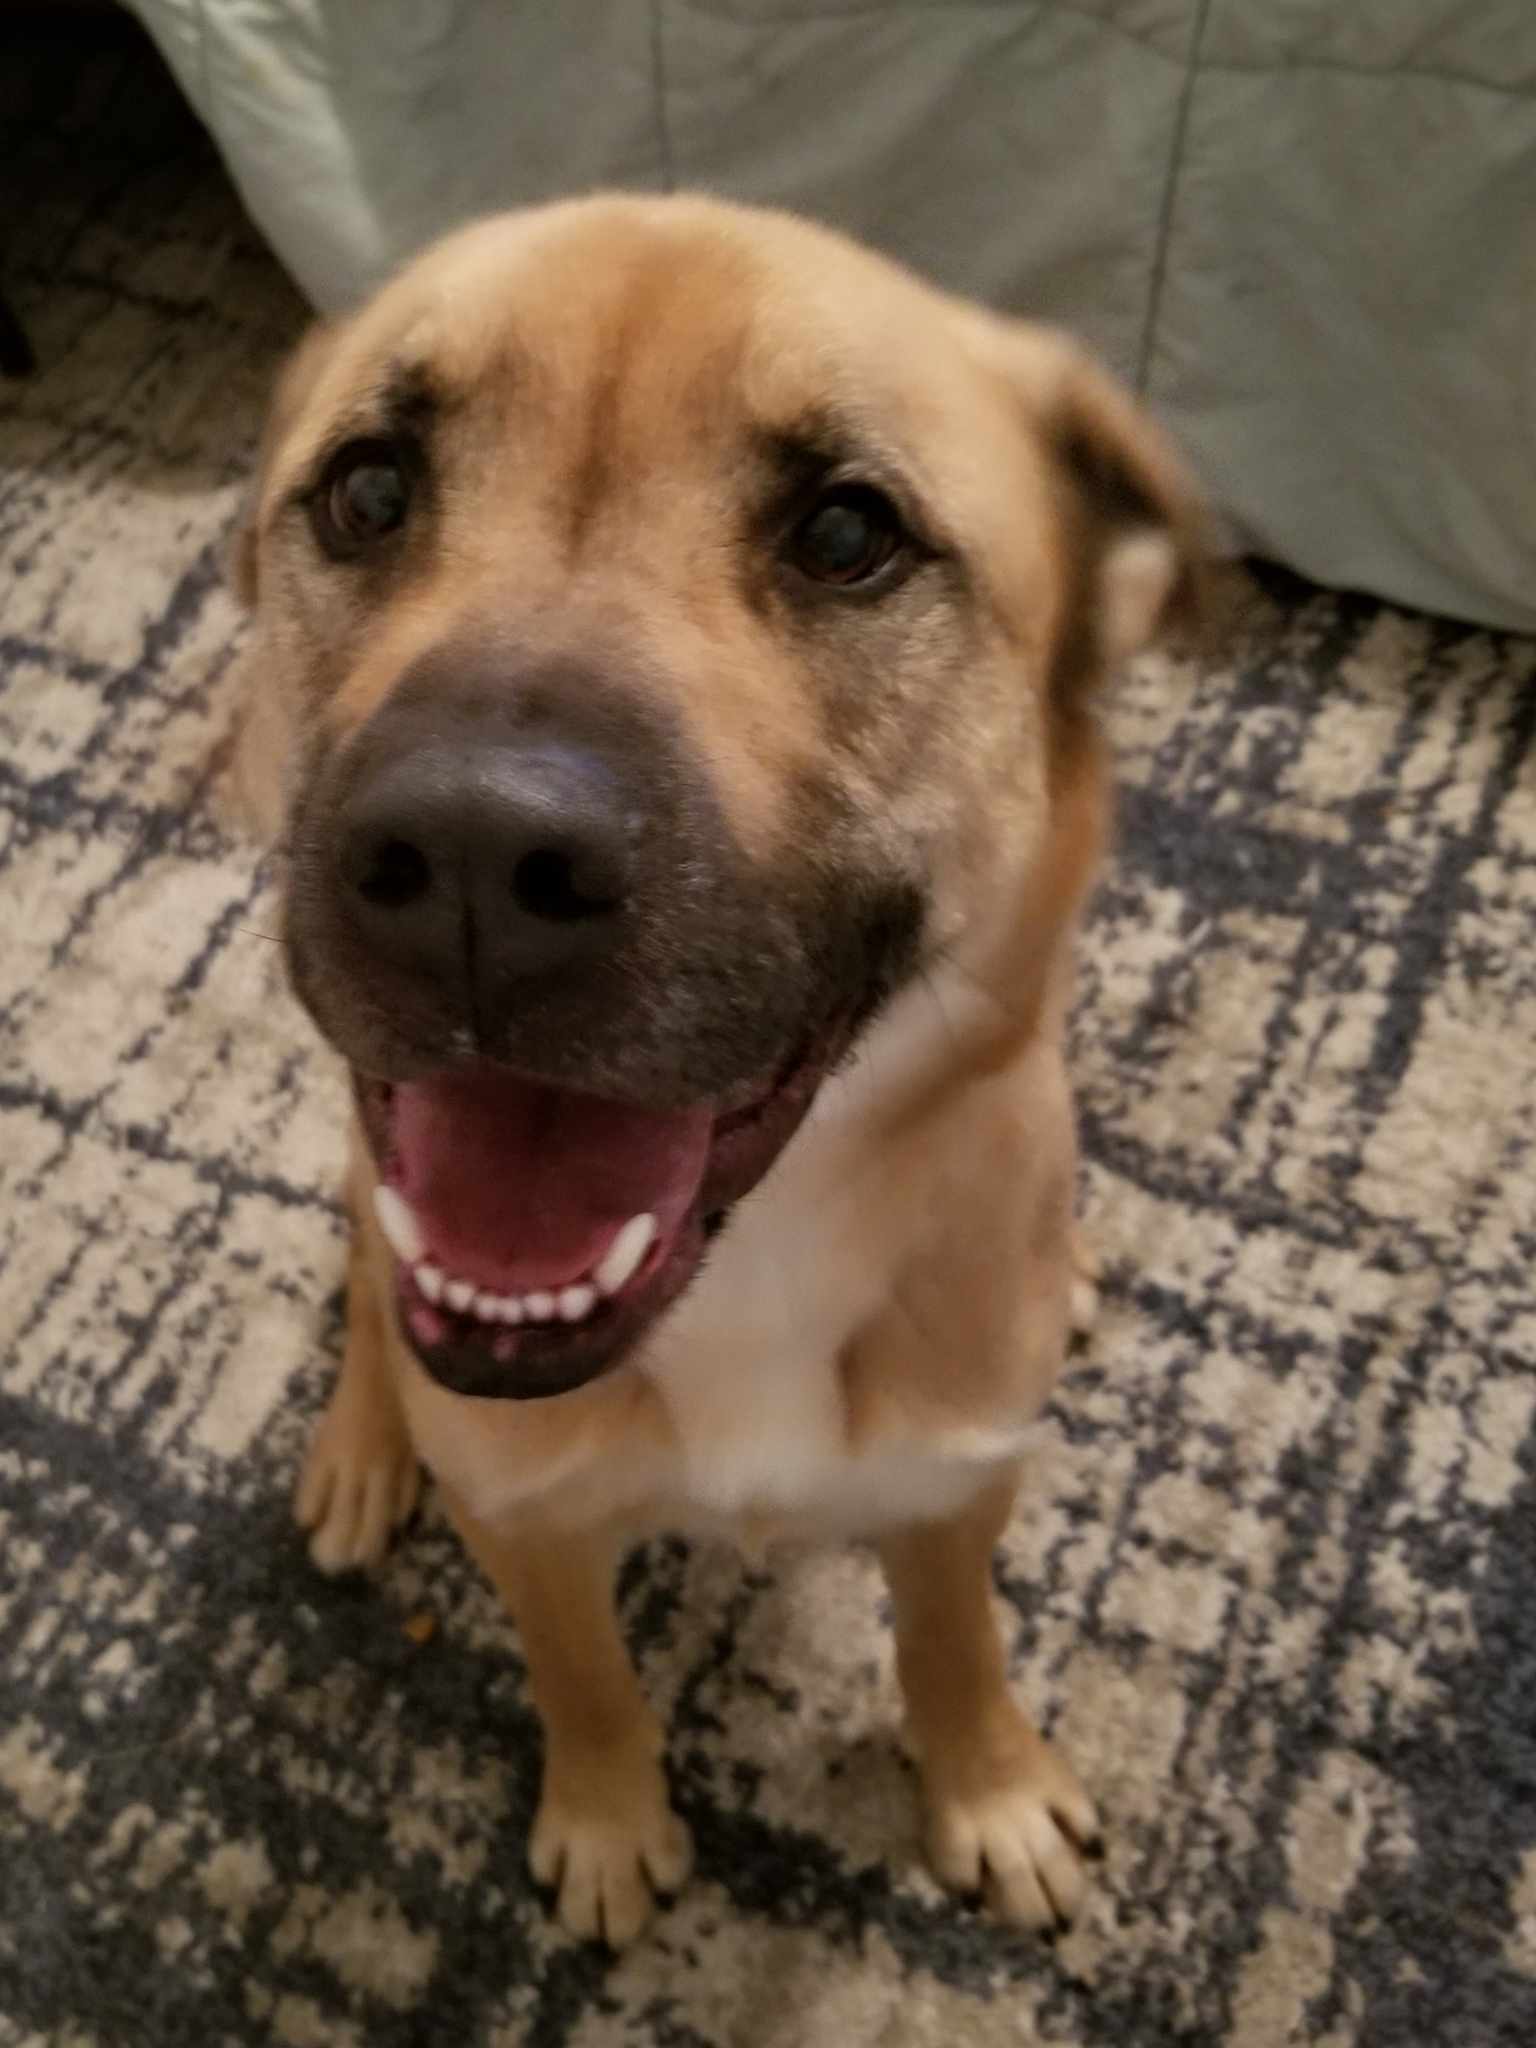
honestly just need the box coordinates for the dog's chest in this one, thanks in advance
[415,976,1045,1541]
[645,1230,1000,1540]
[635,1010,1023,1538]
[641,1160,880,1527]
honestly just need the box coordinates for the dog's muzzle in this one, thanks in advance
[282,641,924,1401]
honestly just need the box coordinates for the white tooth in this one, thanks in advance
[474,1291,501,1322]
[594,1212,657,1297]
[500,1295,525,1325]
[446,1279,475,1313]
[416,1263,444,1305]
[558,1283,596,1323]
[524,1290,555,1322]
[373,1185,424,1264]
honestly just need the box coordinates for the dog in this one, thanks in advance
[231,193,1200,1947]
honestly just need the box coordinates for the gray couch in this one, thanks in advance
[130,0,1536,630]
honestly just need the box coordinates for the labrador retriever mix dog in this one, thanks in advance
[232,194,1199,1948]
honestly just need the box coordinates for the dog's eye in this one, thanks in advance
[788,486,905,589]
[313,439,412,556]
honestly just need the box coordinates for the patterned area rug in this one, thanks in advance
[4,36,1535,2048]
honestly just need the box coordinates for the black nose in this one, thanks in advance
[335,733,635,992]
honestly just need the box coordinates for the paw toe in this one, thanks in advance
[923,1728,1101,1937]
[642,1813,694,1898]
[296,1435,419,1574]
[533,1800,693,1948]
[1069,1272,1100,1340]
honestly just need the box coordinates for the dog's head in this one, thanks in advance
[235,195,1199,1401]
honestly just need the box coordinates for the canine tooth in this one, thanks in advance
[373,1185,425,1264]
[558,1283,596,1322]
[474,1291,501,1322]
[525,1290,556,1322]
[594,1212,657,1297]
[446,1279,475,1313]
[416,1263,444,1305]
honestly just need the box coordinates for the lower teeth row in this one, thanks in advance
[416,1269,596,1327]
[372,1192,660,1331]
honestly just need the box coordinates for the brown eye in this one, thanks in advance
[314,439,412,556]
[788,485,905,588]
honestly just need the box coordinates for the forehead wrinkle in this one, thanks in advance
[550,274,754,554]
[755,406,943,518]
[278,293,546,497]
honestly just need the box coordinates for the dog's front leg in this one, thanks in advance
[442,1498,693,1947]
[879,1470,1102,1933]
[295,1146,422,1572]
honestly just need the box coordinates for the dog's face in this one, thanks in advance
[236,196,1198,1402]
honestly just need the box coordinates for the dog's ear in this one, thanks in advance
[1043,342,1205,678]
[981,320,1205,687]
[230,319,342,608]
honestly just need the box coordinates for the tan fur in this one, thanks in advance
[243,194,1200,1946]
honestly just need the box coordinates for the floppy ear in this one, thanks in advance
[1043,343,1206,681]
[230,319,342,608]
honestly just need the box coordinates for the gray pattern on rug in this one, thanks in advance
[2,38,1535,2048]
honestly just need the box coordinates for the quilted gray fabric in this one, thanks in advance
[4,38,1536,2048]
[126,0,1536,632]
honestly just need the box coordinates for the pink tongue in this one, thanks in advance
[390,1066,712,1291]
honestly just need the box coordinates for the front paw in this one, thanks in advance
[531,1750,693,1948]
[918,1704,1102,1932]
[294,1393,421,1574]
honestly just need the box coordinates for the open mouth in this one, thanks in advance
[355,1039,835,1400]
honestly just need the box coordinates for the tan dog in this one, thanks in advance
[233,195,1199,1947]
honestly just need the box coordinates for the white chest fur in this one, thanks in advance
[407,968,1056,1541]
[641,1117,893,1527]
[636,975,1038,1537]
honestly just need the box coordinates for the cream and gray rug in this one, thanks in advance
[3,35,1535,2048]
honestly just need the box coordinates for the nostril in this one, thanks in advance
[512,846,624,923]
[357,836,432,909]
